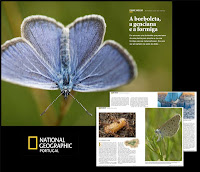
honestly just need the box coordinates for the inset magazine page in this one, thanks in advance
[96,107,145,166]
[110,92,197,152]
[96,107,183,166]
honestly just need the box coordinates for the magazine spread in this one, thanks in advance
[96,106,184,166]
[110,92,197,152]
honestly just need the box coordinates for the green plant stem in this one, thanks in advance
[3,2,57,126]
[3,1,22,37]
[55,91,76,126]
[31,89,57,126]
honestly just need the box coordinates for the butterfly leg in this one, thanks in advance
[156,134,164,142]
[157,135,161,142]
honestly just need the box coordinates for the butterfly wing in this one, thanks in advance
[72,40,137,92]
[67,15,137,92]
[21,15,65,74]
[159,114,181,137]
[1,38,58,90]
[165,92,183,102]
[2,15,65,90]
[67,15,106,77]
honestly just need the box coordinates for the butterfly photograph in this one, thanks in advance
[145,108,182,161]
[1,1,172,126]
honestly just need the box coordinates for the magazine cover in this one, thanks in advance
[1,1,172,126]
[1,1,198,169]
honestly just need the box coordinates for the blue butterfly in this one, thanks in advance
[165,92,183,102]
[1,15,137,116]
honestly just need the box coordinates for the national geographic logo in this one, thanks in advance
[28,136,72,153]
[28,136,38,150]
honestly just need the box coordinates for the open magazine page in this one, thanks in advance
[96,107,145,166]
[110,92,158,108]
[96,107,183,166]
[110,92,197,152]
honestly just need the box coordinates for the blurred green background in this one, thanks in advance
[1,1,172,126]
[145,108,182,161]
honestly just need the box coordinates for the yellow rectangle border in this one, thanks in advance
[28,136,38,150]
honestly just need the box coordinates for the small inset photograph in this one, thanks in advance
[99,113,136,137]
[124,139,139,148]
[158,92,195,119]
[145,108,182,161]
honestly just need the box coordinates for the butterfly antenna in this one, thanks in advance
[68,92,92,116]
[40,92,63,116]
